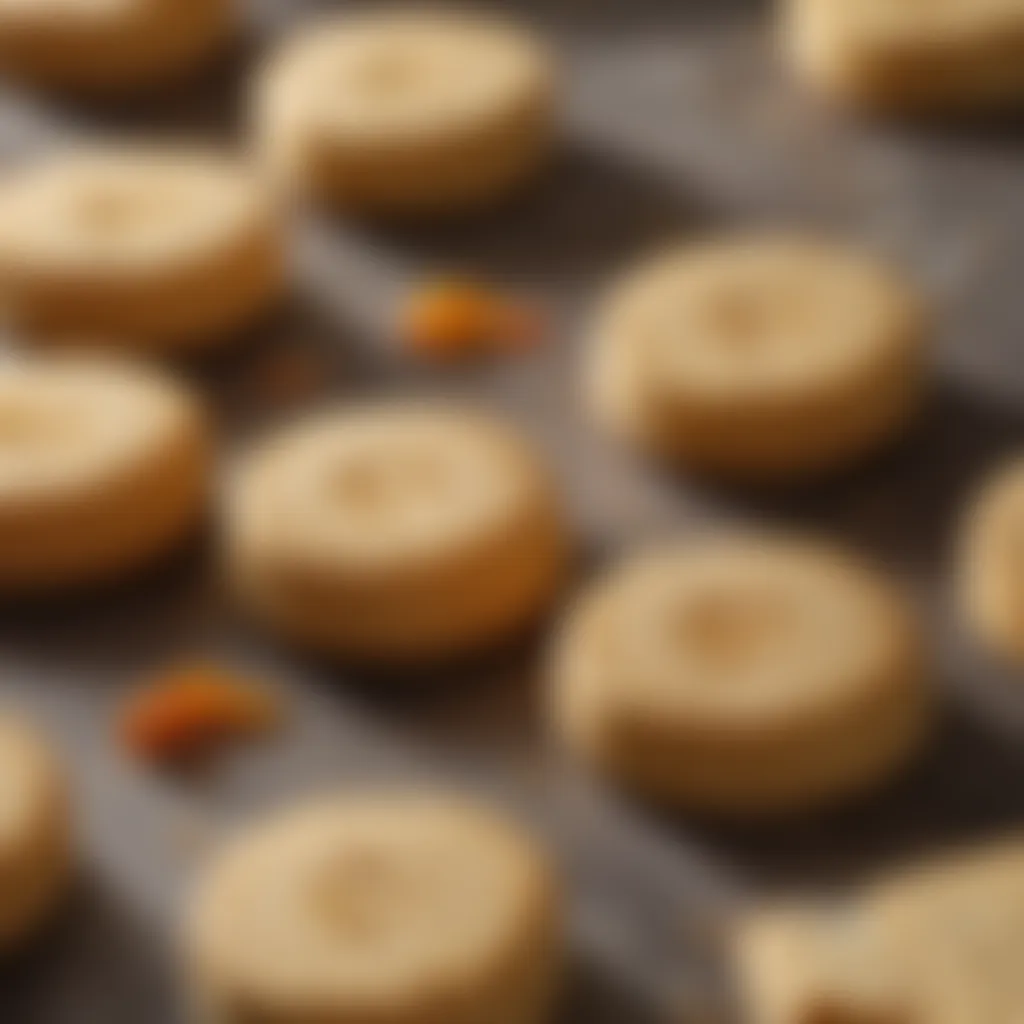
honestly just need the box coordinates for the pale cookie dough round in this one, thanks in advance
[0,714,71,951]
[0,148,285,353]
[551,535,930,816]
[254,9,556,217]
[959,459,1024,664]
[0,355,208,591]
[784,0,1024,114]
[187,794,562,1024]
[226,404,567,662]
[588,235,927,482]
[0,0,233,94]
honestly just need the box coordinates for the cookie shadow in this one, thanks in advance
[234,610,554,762]
[0,871,176,1024]
[559,946,664,1024]
[322,137,719,287]
[655,682,1024,897]
[680,370,1024,579]
[0,527,221,675]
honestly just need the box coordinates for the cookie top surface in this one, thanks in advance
[260,10,552,140]
[871,840,1024,1020]
[0,0,139,25]
[229,404,555,576]
[0,356,202,508]
[0,149,271,275]
[793,0,1024,47]
[598,236,921,412]
[740,839,1024,1023]
[0,715,62,861]
[555,536,919,730]
[189,795,556,1014]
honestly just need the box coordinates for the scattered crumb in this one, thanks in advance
[400,278,545,361]
[118,662,283,766]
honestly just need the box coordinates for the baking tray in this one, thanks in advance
[5,0,1024,1021]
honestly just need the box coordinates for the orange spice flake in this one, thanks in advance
[118,662,282,765]
[401,279,545,361]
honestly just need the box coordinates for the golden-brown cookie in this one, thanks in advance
[225,403,568,662]
[0,354,208,590]
[784,0,1024,113]
[0,0,233,94]
[551,534,930,816]
[254,9,555,217]
[187,794,562,1024]
[0,148,285,353]
[588,235,927,482]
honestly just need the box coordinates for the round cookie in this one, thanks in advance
[254,9,556,217]
[959,459,1024,664]
[0,355,208,591]
[0,714,71,951]
[550,535,930,816]
[225,403,567,662]
[784,0,1024,114]
[0,0,233,95]
[588,235,927,482]
[186,794,562,1024]
[0,148,285,353]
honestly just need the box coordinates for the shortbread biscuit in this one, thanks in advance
[785,0,1024,113]
[736,838,1024,1023]
[254,10,555,216]
[588,236,927,482]
[0,0,233,94]
[959,459,1024,664]
[187,794,562,1024]
[736,905,905,1024]
[226,403,567,662]
[0,355,208,590]
[0,714,71,951]
[0,149,284,353]
[550,535,930,816]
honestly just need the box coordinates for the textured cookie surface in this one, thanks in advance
[785,0,1024,111]
[551,535,929,815]
[0,355,208,589]
[187,794,561,1024]
[0,714,71,950]
[255,9,555,215]
[959,459,1024,664]
[0,148,284,351]
[736,838,1024,1023]
[0,0,233,93]
[589,235,926,481]
[227,403,567,661]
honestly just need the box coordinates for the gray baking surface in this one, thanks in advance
[4,0,1024,1021]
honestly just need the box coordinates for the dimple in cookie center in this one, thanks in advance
[70,186,169,238]
[330,452,448,517]
[312,847,419,943]
[675,590,793,669]
[351,48,427,99]
[702,287,805,356]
